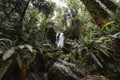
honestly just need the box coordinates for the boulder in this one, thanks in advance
[80,75,109,80]
[48,59,85,80]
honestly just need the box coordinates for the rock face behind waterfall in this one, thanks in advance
[48,59,85,80]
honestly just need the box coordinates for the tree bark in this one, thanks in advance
[18,0,31,40]
[99,0,118,11]
[80,0,109,29]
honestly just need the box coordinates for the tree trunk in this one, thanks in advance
[99,0,118,11]
[18,0,30,40]
[80,0,109,29]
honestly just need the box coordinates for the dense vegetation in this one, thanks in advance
[0,0,120,80]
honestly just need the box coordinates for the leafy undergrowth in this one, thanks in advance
[0,32,120,80]
[57,32,120,79]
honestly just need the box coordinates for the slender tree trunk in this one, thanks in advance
[18,0,30,41]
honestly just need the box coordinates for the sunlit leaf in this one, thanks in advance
[101,21,115,31]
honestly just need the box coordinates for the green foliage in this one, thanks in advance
[0,38,36,79]
[67,0,81,9]
[0,0,120,79]
[33,0,55,18]
[71,32,120,79]
[77,11,100,42]
[22,7,40,42]
[102,8,120,35]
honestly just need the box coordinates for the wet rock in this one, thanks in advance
[48,59,85,80]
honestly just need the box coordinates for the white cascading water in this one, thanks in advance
[56,32,65,48]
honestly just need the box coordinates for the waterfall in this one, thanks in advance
[56,32,65,48]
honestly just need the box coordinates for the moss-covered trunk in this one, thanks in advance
[80,0,109,29]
